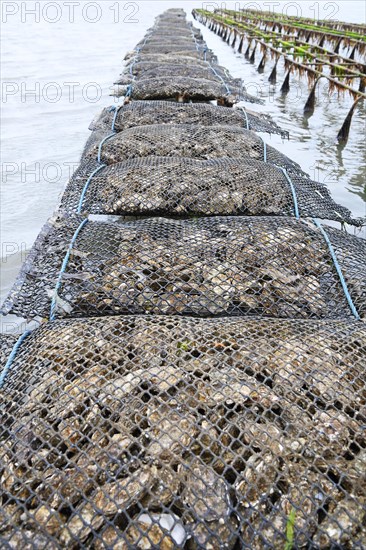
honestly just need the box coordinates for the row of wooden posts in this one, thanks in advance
[193,10,365,143]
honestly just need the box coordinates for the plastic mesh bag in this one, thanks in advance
[82,124,300,172]
[137,42,204,54]
[145,28,202,39]
[2,214,364,321]
[88,101,287,138]
[60,157,355,225]
[1,316,365,548]
[155,10,187,19]
[113,77,247,105]
[137,36,205,47]
[124,47,215,61]
[124,53,212,68]
[115,63,238,86]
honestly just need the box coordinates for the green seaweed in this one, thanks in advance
[177,340,193,352]
[219,8,366,42]
[196,10,365,81]
[284,507,296,550]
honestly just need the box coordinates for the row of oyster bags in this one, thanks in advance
[2,214,364,321]
[116,10,259,104]
[71,105,357,224]
[0,315,365,548]
[1,8,365,550]
[81,121,303,170]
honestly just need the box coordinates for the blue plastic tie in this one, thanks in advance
[241,107,250,130]
[312,218,360,320]
[77,164,106,214]
[0,331,32,389]
[97,133,116,164]
[276,166,299,219]
[190,28,232,96]
[190,26,235,96]
[78,103,121,212]
[49,218,89,321]
[125,84,133,98]
[257,135,267,162]
[209,64,231,95]
[111,105,120,132]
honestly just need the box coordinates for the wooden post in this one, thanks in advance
[337,97,361,144]
[281,70,291,94]
[334,37,343,54]
[258,53,266,73]
[238,34,244,53]
[250,44,257,64]
[304,77,321,114]
[268,60,278,84]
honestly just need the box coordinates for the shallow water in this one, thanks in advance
[1,0,365,332]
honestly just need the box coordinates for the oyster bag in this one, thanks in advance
[61,156,355,224]
[2,215,365,320]
[1,316,365,548]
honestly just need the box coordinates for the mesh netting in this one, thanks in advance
[0,316,365,548]
[3,214,364,321]
[60,157,355,225]
[0,334,17,366]
[88,102,288,138]
[81,124,301,173]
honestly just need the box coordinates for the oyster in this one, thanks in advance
[181,461,231,521]
[187,518,238,550]
[145,404,198,461]
[94,526,128,549]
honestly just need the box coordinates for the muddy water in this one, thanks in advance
[1,0,365,332]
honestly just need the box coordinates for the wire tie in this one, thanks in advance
[0,331,32,389]
[49,218,89,321]
[77,164,106,214]
[241,106,250,130]
[312,218,360,320]
[276,166,300,219]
